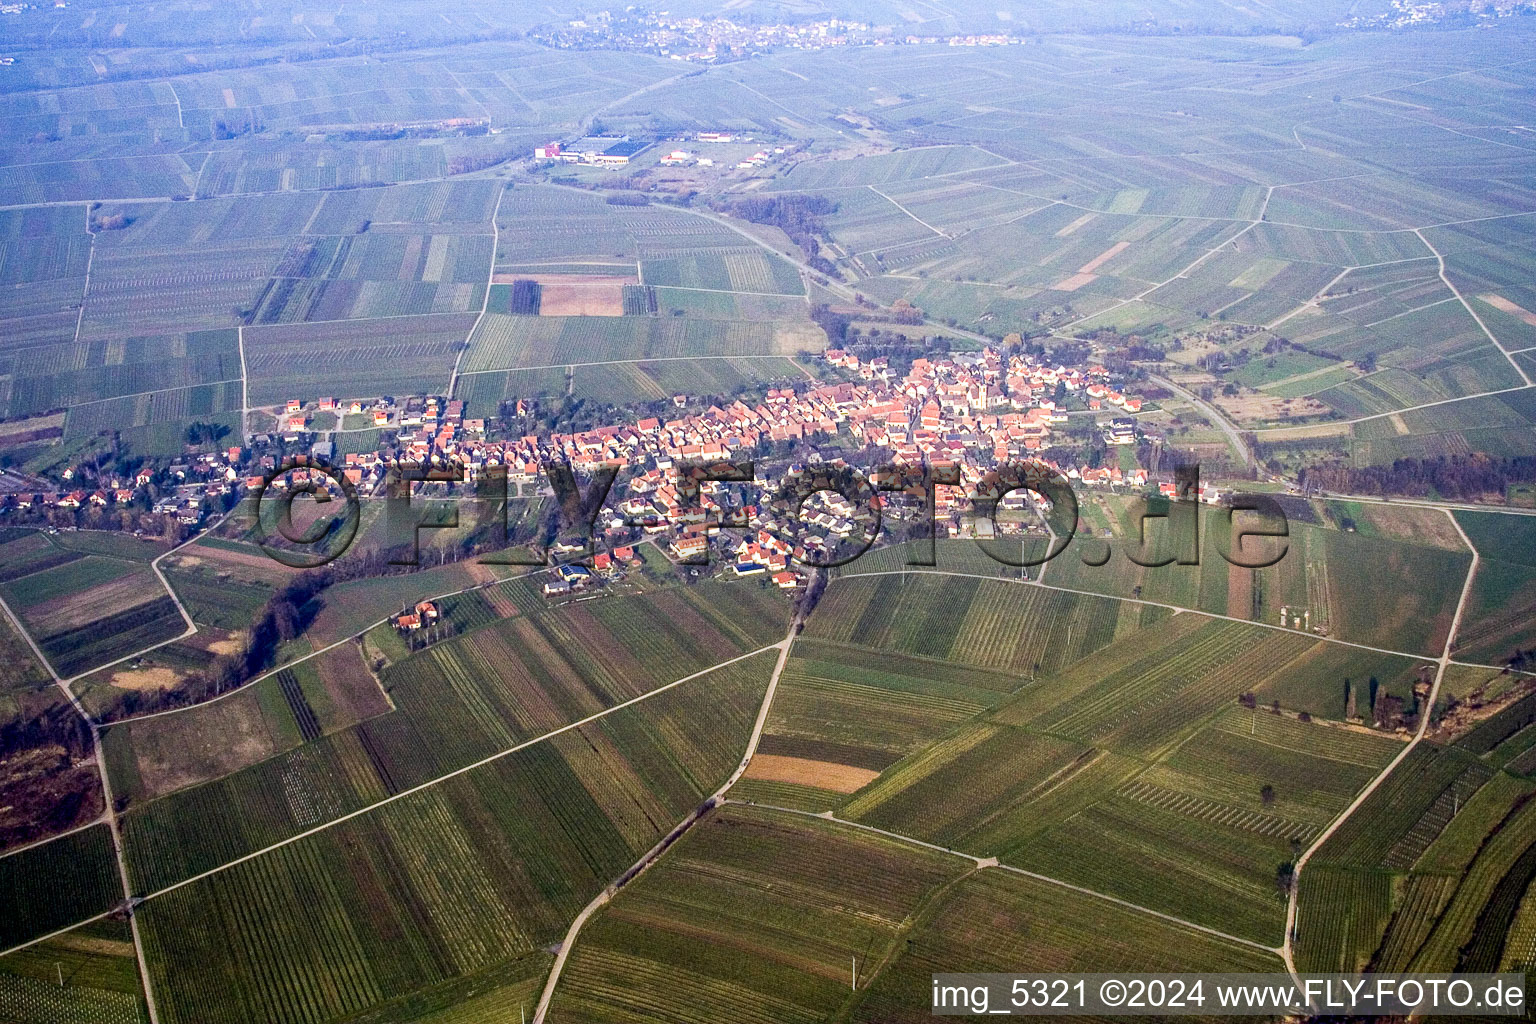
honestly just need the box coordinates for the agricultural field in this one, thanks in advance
[101,639,390,804]
[1294,386,1536,467]
[0,206,94,389]
[765,146,1008,191]
[0,612,50,698]
[0,918,147,1024]
[0,824,122,949]
[461,312,821,371]
[547,804,969,1024]
[243,312,478,406]
[251,233,492,324]
[1450,510,1536,666]
[72,626,251,720]
[445,184,822,383]
[838,505,1468,661]
[115,580,787,893]
[805,572,1157,675]
[134,648,777,1024]
[854,869,1283,1023]
[0,552,186,679]
[745,565,1414,947]
[1301,733,1536,973]
[739,635,1037,812]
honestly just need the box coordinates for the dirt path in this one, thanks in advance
[1280,507,1482,997]
[532,627,798,1022]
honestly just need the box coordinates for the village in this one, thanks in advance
[0,346,1232,598]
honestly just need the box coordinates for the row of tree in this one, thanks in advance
[1299,455,1536,500]
[722,194,838,275]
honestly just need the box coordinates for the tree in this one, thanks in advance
[1275,860,1295,897]
[1260,784,1275,807]
[270,599,300,642]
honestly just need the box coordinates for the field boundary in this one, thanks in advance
[1280,507,1482,995]
[833,567,1453,663]
[532,628,798,1022]
[728,800,1285,955]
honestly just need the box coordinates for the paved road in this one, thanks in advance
[1151,373,1253,469]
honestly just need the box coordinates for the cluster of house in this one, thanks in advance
[392,601,439,631]
[284,394,468,434]
[542,544,650,595]
[2,449,248,525]
[656,145,785,170]
[7,325,1198,589]
[538,14,877,62]
[283,346,1166,583]
[14,334,1186,576]
[656,134,753,168]
[733,147,783,170]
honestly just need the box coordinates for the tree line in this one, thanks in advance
[1299,455,1536,501]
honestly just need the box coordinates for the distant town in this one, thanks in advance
[526,3,1536,60]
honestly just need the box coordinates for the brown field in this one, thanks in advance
[539,282,625,315]
[483,584,521,619]
[171,543,293,586]
[1052,272,1098,292]
[1258,420,1353,441]
[1349,502,1469,551]
[743,754,879,793]
[1054,212,1097,237]
[1482,293,1536,327]
[491,273,636,316]
[1079,240,1130,274]
[1226,561,1252,619]
[125,690,285,799]
[0,412,65,441]
[102,666,181,692]
[1216,391,1331,425]
[29,570,165,635]
[314,641,393,727]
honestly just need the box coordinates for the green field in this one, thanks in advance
[837,518,1467,660]
[0,825,122,949]
[117,580,788,893]
[747,569,1413,946]
[0,918,147,1024]
[136,649,777,1024]
[1450,511,1536,665]
[462,314,822,371]
[244,312,478,406]
[0,554,186,679]
[855,869,1283,1022]
[549,804,968,1023]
